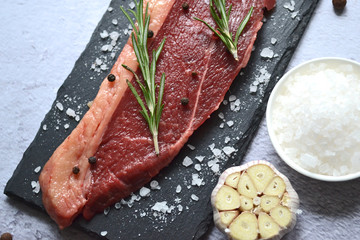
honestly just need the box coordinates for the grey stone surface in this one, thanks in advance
[1,0,359,239]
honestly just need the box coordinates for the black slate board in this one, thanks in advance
[5,0,319,239]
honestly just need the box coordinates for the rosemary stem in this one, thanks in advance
[153,131,159,155]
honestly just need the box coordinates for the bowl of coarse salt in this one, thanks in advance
[267,57,360,181]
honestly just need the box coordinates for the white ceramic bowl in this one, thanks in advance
[266,57,360,181]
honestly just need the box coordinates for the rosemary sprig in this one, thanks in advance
[120,0,166,155]
[194,1,253,61]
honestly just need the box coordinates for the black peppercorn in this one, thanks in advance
[191,71,198,77]
[333,0,346,10]
[182,2,189,10]
[72,166,80,174]
[88,156,97,164]
[181,97,189,105]
[148,30,154,38]
[1,233,12,240]
[107,74,116,82]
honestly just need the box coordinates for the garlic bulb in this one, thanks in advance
[211,160,299,240]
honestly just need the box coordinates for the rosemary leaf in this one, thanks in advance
[194,1,254,61]
[121,0,166,155]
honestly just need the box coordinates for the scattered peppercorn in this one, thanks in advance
[1,233,12,240]
[332,0,346,10]
[148,30,154,38]
[182,2,189,10]
[72,166,80,174]
[191,71,198,77]
[107,74,116,82]
[181,97,189,105]
[88,156,97,164]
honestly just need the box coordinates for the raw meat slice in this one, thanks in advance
[39,0,176,229]
[40,0,276,228]
[83,0,275,219]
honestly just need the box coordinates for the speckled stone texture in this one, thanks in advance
[1,0,360,239]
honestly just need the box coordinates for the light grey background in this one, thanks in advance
[0,0,359,239]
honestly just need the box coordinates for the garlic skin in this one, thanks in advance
[211,160,299,240]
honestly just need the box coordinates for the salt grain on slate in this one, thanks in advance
[194,164,201,171]
[129,2,136,9]
[223,146,236,156]
[191,194,199,201]
[31,181,40,194]
[150,180,161,190]
[224,136,231,144]
[283,0,296,12]
[100,30,109,39]
[107,7,113,12]
[219,123,225,129]
[187,144,195,150]
[260,47,274,59]
[226,120,234,127]
[100,231,108,237]
[229,95,237,102]
[115,202,121,209]
[56,102,64,111]
[195,156,205,162]
[34,166,41,173]
[104,207,110,215]
[211,164,220,173]
[271,37,277,45]
[64,124,70,129]
[42,124,47,131]
[139,187,151,197]
[112,19,118,25]
[152,201,170,213]
[191,174,203,186]
[182,156,193,167]
[176,185,182,193]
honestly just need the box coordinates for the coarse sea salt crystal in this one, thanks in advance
[139,187,151,197]
[150,180,161,190]
[260,47,274,59]
[271,38,277,45]
[191,194,199,201]
[272,62,360,176]
[223,146,236,156]
[192,174,203,186]
[187,144,195,150]
[129,2,136,9]
[100,30,109,39]
[226,121,234,127]
[152,201,170,213]
[194,164,201,171]
[100,231,108,236]
[112,19,118,25]
[42,124,47,131]
[31,181,40,194]
[195,156,205,162]
[34,166,41,173]
[56,102,64,111]
[176,185,182,193]
[182,156,193,167]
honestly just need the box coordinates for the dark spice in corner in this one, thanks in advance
[148,30,154,38]
[182,2,189,10]
[88,156,97,164]
[107,74,116,82]
[332,0,346,10]
[1,233,12,240]
[181,97,189,105]
[72,166,80,174]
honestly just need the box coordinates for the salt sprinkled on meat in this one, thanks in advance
[182,156,193,167]
[191,194,199,201]
[139,187,151,197]
[176,185,182,193]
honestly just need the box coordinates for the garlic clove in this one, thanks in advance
[258,212,280,239]
[211,160,299,240]
[237,172,257,198]
[229,212,258,240]
[215,185,241,211]
[247,164,275,193]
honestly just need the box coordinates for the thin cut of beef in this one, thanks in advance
[39,0,276,228]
